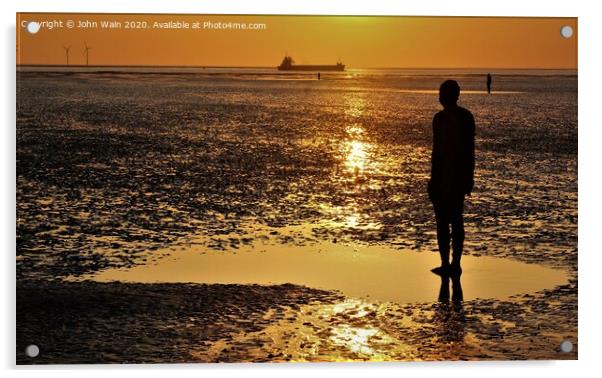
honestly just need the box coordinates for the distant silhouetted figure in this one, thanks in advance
[486,73,492,94]
[428,80,475,277]
[318,72,321,80]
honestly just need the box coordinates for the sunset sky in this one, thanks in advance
[17,14,577,69]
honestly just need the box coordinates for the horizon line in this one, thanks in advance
[16,63,577,71]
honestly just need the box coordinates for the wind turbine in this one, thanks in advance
[83,41,92,66]
[63,45,71,65]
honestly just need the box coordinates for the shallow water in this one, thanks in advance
[85,229,568,303]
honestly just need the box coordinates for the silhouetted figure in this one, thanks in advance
[486,73,492,94]
[428,80,475,276]
[318,72,321,80]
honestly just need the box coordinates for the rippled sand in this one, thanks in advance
[16,70,577,363]
[16,279,576,363]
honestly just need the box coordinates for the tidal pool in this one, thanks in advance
[84,238,568,304]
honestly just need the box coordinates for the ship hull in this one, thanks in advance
[278,64,345,72]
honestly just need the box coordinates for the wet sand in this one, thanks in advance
[16,280,342,364]
[16,70,577,363]
[16,71,577,279]
[17,279,576,363]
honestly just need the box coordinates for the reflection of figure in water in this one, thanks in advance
[428,80,476,276]
[486,73,492,94]
[434,273,466,343]
[438,272,464,303]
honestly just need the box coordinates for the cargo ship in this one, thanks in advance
[277,56,345,71]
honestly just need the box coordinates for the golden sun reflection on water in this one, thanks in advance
[339,94,379,225]
[346,124,364,137]
[345,214,359,228]
[321,299,399,360]
[342,94,373,177]
[345,140,368,176]
[330,326,381,356]
[344,95,365,119]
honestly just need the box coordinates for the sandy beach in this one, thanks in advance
[16,69,577,363]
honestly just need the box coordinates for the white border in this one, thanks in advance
[9,0,582,17]
[3,1,600,377]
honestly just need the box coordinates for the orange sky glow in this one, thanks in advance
[17,14,577,69]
